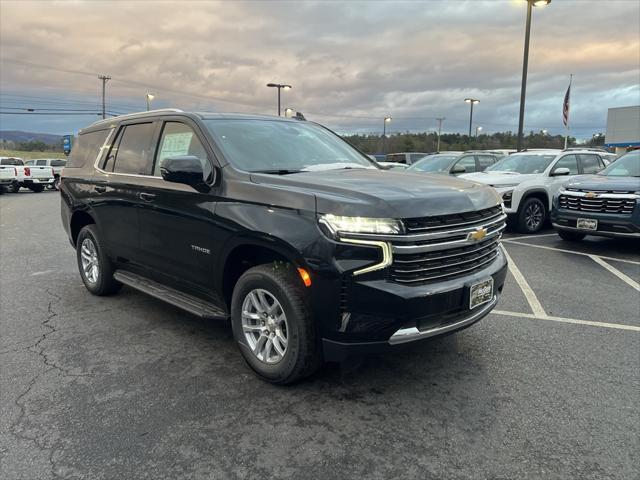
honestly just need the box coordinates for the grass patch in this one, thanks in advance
[0,149,66,160]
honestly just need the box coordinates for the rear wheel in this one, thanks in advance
[516,197,546,233]
[9,182,20,193]
[28,184,44,193]
[557,230,586,242]
[76,225,121,295]
[231,263,321,384]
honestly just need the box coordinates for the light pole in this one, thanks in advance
[475,126,483,138]
[436,117,445,152]
[146,93,155,111]
[382,116,392,154]
[464,98,479,138]
[266,83,292,116]
[517,0,551,152]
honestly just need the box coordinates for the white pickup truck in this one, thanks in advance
[0,163,17,193]
[0,157,55,192]
[25,158,66,189]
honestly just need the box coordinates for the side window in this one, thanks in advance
[36,160,47,166]
[552,155,578,175]
[579,154,602,174]
[67,129,111,168]
[112,123,156,175]
[454,155,477,173]
[155,122,212,179]
[51,160,66,167]
[410,154,425,163]
[477,155,495,171]
[103,128,123,172]
[25,160,34,165]
[386,154,406,164]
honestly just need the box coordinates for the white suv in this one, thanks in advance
[461,149,606,233]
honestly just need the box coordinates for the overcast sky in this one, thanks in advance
[1,0,639,139]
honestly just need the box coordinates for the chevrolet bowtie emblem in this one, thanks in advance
[468,227,487,242]
[585,191,598,198]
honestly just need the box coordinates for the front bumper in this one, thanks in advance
[551,207,640,238]
[321,250,508,362]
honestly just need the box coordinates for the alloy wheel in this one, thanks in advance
[241,289,289,364]
[524,203,543,231]
[80,238,99,284]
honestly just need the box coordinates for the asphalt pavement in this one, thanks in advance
[1,190,639,480]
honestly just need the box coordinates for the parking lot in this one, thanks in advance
[1,190,638,480]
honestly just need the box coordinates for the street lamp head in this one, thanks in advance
[530,0,551,6]
[464,98,480,104]
[384,116,392,123]
[282,85,292,91]
[146,93,155,101]
[266,83,277,88]
[284,108,294,117]
[477,126,483,131]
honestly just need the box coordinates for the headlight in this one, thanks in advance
[319,214,404,236]
[501,190,514,199]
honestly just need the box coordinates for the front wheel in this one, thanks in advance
[231,263,321,384]
[76,225,121,295]
[9,182,20,193]
[516,197,546,233]
[557,230,586,242]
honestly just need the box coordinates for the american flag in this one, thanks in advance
[562,81,571,127]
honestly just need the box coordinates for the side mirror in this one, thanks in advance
[551,167,571,176]
[160,155,210,192]
[451,165,466,174]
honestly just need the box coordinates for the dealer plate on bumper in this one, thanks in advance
[470,277,494,310]
[576,218,597,230]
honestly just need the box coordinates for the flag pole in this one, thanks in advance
[564,74,573,149]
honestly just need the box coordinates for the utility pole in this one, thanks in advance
[98,75,111,119]
[436,117,445,152]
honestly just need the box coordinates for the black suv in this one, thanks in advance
[61,109,508,384]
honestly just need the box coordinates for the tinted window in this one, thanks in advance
[552,155,579,175]
[51,160,66,167]
[112,123,156,175]
[155,122,212,179]
[454,155,476,173]
[601,151,640,176]
[67,129,110,168]
[477,155,496,170]
[579,154,602,174]
[0,158,24,166]
[410,153,426,163]
[386,154,407,164]
[36,160,47,166]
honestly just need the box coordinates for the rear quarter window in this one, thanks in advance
[66,129,111,168]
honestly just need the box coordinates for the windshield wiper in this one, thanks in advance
[251,169,302,175]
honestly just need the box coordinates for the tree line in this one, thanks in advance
[342,130,604,155]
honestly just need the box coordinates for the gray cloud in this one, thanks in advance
[0,0,638,137]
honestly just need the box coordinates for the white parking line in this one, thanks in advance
[589,255,640,292]
[492,309,640,332]
[503,233,558,241]
[501,245,547,317]
[502,239,640,266]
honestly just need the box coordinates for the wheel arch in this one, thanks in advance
[69,210,96,246]
[519,189,550,212]
[218,235,306,310]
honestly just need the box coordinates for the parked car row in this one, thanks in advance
[0,157,65,193]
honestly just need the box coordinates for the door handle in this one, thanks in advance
[94,185,107,193]
[139,192,156,202]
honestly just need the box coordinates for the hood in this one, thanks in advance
[461,171,539,187]
[563,174,640,192]
[249,168,501,218]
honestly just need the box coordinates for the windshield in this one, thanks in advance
[408,154,458,172]
[204,119,376,173]
[0,158,24,166]
[600,150,640,177]
[486,154,555,174]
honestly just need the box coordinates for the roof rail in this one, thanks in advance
[88,108,184,127]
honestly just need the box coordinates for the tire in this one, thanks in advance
[557,230,585,242]
[516,197,546,233]
[231,263,321,384]
[28,184,44,193]
[76,225,122,296]
[9,182,20,193]
[54,176,61,190]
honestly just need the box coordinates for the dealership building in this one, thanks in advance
[604,105,640,154]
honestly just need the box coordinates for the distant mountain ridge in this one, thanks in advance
[0,130,63,145]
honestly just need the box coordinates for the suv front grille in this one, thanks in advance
[388,206,506,285]
[559,191,636,214]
